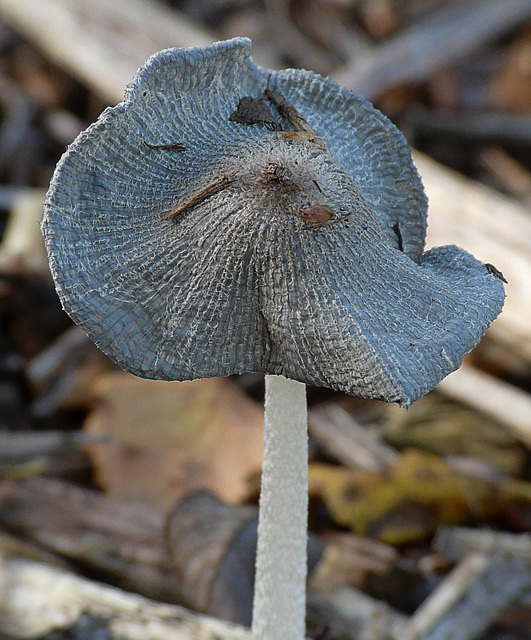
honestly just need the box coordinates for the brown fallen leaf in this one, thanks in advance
[85,373,264,510]
[309,450,531,545]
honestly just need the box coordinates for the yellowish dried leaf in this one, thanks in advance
[309,450,529,544]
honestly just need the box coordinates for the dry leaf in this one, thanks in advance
[85,373,263,510]
[309,450,531,544]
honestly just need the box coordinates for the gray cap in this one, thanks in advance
[42,38,505,407]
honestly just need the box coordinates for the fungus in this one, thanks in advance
[42,38,505,640]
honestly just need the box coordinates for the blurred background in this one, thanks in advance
[0,1,530,639]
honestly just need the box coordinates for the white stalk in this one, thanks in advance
[252,374,308,640]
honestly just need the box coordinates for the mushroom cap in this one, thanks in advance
[42,38,505,407]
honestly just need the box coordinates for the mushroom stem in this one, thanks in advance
[252,374,308,640]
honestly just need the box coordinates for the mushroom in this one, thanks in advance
[42,38,505,640]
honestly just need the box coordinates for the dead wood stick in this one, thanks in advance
[0,476,177,602]
[404,108,531,148]
[0,531,71,569]
[0,184,44,209]
[434,526,531,563]
[479,147,531,206]
[0,430,106,466]
[308,535,406,640]
[334,0,531,100]
[396,551,531,640]
[436,364,531,449]
[0,556,253,640]
[264,0,336,75]
[265,89,317,135]
[0,187,48,274]
[309,405,398,472]
[265,89,329,152]
[26,325,96,418]
[307,585,406,640]
[0,0,213,105]
[27,326,91,388]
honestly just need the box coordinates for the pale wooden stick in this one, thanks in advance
[307,585,406,640]
[0,0,212,105]
[0,188,48,273]
[480,147,531,205]
[436,364,531,449]
[309,405,398,472]
[434,526,531,562]
[334,0,531,100]
[0,556,253,640]
[397,552,531,640]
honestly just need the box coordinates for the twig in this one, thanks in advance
[0,476,175,602]
[403,107,531,148]
[264,0,336,76]
[27,325,96,418]
[310,532,402,597]
[434,526,531,562]
[0,430,107,466]
[0,0,213,105]
[436,364,531,449]
[0,184,44,210]
[479,147,531,206]
[265,89,329,152]
[334,0,531,100]
[396,551,531,640]
[307,586,406,640]
[265,89,317,135]
[27,326,91,387]
[165,168,237,220]
[308,405,398,472]
[0,187,48,273]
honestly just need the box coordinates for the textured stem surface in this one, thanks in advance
[252,375,308,640]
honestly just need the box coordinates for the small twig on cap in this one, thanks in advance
[265,89,328,152]
[165,168,237,220]
[265,89,316,135]
[144,141,186,152]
